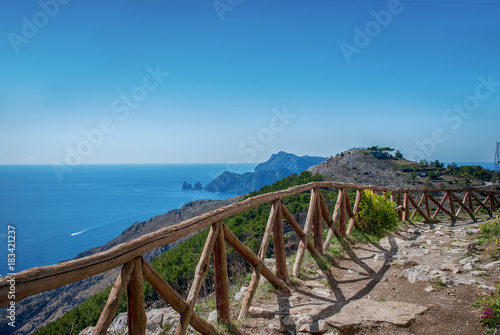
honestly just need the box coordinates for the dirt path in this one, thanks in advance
[237,217,497,335]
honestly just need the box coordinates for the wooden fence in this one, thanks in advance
[0,182,499,335]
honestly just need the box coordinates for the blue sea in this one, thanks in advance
[0,164,255,276]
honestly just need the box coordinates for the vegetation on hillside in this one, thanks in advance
[473,218,500,332]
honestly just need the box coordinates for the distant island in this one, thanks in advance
[203,151,327,194]
[182,181,202,190]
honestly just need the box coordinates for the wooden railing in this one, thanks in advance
[1,182,499,334]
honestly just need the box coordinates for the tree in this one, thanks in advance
[395,150,403,159]
[410,171,418,183]
[428,170,440,179]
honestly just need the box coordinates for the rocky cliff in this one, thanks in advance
[204,151,326,194]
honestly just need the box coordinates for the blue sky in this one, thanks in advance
[1,0,499,166]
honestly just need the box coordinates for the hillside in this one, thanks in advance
[308,149,415,188]
[308,148,498,189]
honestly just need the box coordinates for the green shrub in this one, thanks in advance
[472,280,500,331]
[356,190,398,237]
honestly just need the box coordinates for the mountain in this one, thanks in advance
[204,152,326,194]
[254,151,326,174]
[204,169,294,194]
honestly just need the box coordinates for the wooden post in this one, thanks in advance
[470,191,492,215]
[281,202,322,259]
[345,190,361,236]
[292,189,319,277]
[213,221,230,324]
[272,200,289,282]
[176,223,220,335]
[127,257,146,335]
[424,192,431,218]
[468,190,474,213]
[142,261,218,335]
[403,192,409,221]
[447,191,456,217]
[338,190,347,236]
[407,194,430,221]
[222,224,287,291]
[449,191,476,222]
[323,190,343,252]
[428,193,456,221]
[313,191,324,254]
[396,191,403,221]
[94,261,135,335]
[318,193,333,226]
[432,192,449,219]
[239,201,278,320]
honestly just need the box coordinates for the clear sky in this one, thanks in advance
[1,0,499,166]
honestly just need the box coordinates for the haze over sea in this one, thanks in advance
[0,164,255,276]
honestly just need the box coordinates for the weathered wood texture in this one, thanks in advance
[213,221,230,323]
[127,257,146,335]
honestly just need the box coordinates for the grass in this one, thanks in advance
[432,279,448,290]
[477,217,500,260]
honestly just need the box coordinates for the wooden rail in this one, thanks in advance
[0,182,499,334]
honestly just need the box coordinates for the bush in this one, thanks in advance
[472,280,500,331]
[356,190,399,237]
[478,218,500,259]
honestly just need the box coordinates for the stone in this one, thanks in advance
[435,231,445,236]
[78,327,94,335]
[144,307,179,333]
[453,277,475,285]
[467,228,480,234]
[470,270,488,277]
[477,284,496,291]
[459,256,479,265]
[249,307,276,319]
[298,320,329,334]
[293,314,315,327]
[481,260,500,269]
[325,299,427,328]
[463,263,474,271]
[439,264,456,272]
[399,266,448,283]
[453,266,462,274]
[108,313,127,334]
[424,286,434,292]
[451,241,470,248]
[234,286,248,301]
[407,228,421,235]
[399,259,416,267]
[207,310,218,322]
[311,288,332,297]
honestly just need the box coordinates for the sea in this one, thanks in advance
[0,164,256,276]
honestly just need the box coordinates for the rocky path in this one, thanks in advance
[80,217,499,335]
[238,217,497,335]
